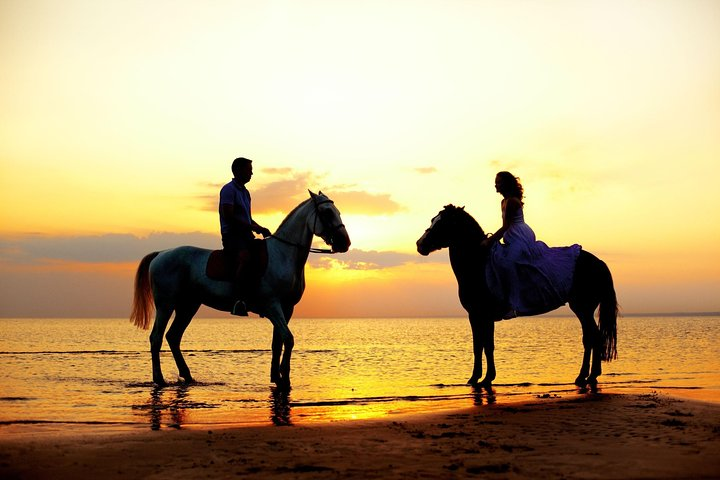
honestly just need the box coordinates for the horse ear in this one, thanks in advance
[461,206,465,210]
[308,190,317,199]
[318,190,324,196]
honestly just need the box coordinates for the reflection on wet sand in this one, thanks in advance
[133,384,294,430]
[136,384,190,430]
[472,385,496,406]
[131,382,614,430]
[270,387,292,426]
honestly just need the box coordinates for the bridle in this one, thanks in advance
[271,198,345,254]
[419,214,449,252]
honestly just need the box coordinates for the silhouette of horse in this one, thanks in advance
[416,205,617,388]
[131,191,350,389]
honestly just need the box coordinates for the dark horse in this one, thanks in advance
[416,205,617,388]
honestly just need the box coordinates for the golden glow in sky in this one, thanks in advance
[1,1,719,316]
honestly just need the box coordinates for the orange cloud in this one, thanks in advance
[252,172,314,213]
[310,249,439,270]
[199,169,404,216]
[328,191,402,215]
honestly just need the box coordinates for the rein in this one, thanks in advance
[269,234,336,254]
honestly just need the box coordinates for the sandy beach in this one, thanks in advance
[1,392,718,479]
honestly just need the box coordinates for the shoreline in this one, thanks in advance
[1,384,717,434]
[2,392,718,479]
[2,383,716,435]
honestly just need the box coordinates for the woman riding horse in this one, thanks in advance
[481,171,582,319]
[417,201,617,388]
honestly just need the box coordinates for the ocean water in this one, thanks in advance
[0,316,718,430]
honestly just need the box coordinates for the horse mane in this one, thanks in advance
[443,204,487,239]
[275,197,313,233]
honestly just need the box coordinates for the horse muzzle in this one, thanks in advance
[331,228,351,253]
[416,232,433,256]
[417,241,431,256]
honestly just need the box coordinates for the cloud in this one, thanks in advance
[0,233,448,273]
[329,191,403,215]
[199,168,405,216]
[196,171,316,214]
[415,167,437,174]
[262,167,295,175]
[252,172,315,213]
[309,248,446,270]
[0,232,220,264]
[0,230,450,276]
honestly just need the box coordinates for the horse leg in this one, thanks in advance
[149,306,173,387]
[479,318,496,387]
[270,305,294,384]
[572,308,600,388]
[265,304,294,389]
[270,328,282,384]
[467,313,484,385]
[165,302,200,383]
[587,317,603,386]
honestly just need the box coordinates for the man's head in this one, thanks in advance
[232,157,253,184]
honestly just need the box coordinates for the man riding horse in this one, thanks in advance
[219,157,272,316]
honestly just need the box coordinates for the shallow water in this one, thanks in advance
[0,316,718,430]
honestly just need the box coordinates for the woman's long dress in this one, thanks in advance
[486,205,581,317]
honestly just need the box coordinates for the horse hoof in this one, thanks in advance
[478,379,493,389]
[467,377,480,386]
[574,376,588,388]
[153,379,168,388]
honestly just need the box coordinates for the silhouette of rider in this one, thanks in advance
[480,171,580,319]
[219,157,271,316]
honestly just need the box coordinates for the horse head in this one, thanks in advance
[416,204,485,256]
[309,190,351,253]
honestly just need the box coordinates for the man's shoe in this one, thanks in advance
[232,300,248,316]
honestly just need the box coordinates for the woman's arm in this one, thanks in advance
[481,197,521,247]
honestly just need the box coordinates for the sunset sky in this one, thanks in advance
[1,0,719,318]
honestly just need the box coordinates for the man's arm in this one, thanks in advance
[251,220,272,238]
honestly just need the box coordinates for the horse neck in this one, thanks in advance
[273,200,314,257]
[448,226,486,276]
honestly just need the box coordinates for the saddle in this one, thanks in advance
[206,239,269,282]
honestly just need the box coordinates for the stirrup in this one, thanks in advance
[232,300,248,316]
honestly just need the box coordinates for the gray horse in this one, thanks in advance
[130,191,350,388]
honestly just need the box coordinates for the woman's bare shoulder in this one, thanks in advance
[504,196,523,208]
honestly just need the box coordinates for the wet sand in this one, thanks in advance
[1,392,718,479]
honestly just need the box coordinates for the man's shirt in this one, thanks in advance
[219,179,252,237]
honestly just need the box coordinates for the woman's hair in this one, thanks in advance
[496,171,524,202]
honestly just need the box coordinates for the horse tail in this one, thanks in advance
[598,260,618,361]
[130,252,160,330]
